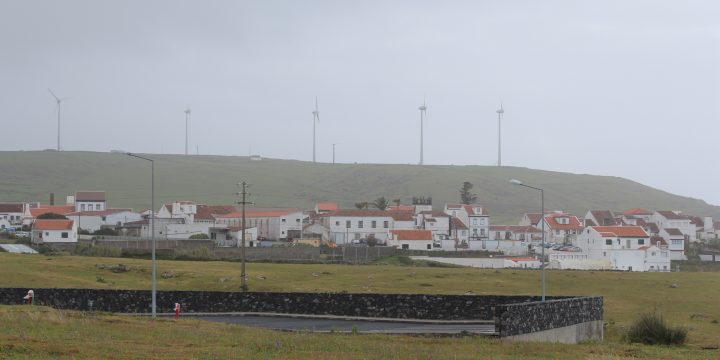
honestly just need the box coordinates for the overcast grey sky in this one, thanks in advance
[1,1,718,205]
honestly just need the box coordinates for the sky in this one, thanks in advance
[1,0,718,205]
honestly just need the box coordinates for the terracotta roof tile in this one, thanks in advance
[220,208,301,218]
[30,206,75,218]
[0,203,24,213]
[320,209,394,218]
[390,230,433,241]
[34,219,74,230]
[656,211,687,220]
[316,202,339,211]
[544,214,583,230]
[75,191,106,202]
[592,226,649,237]
[663,228,683,236]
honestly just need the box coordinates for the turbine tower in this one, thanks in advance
[496,103,504,166]
[418,100,427,165]
[184,107,191,156]
[47,88,67,151]
[312,97,320,163]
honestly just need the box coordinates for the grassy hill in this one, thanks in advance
[1,151,718,223]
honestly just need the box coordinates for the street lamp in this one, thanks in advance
[127,153,157,316]
[510,179,545,301]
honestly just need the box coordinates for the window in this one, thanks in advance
[45,232,49,236]
[296,218,301,222]
[95,204,101,210]
[651,252,656,256]
[605,239,612,245]
[426,244,431,250]
[638,239,645,245]
[281,218,287,223]
[61,232,68,238]
[603,252,606,257]
[346,220,351,228]
[472,218,478,225]
[335,221,340,226]
[358,221,363,229]
[480,229,486,236]
[81,204,86,211]
[495,231,501,238]
[383,221,389,228]
[371,221,377,229]
[402,244,409,250]
[210,233,217,239]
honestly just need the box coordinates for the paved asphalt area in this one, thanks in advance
[194,314,497,335]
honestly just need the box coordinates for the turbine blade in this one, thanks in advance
[47,88,60,102]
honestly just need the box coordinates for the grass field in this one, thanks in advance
[1,151,718,222]
[1,252,720,359]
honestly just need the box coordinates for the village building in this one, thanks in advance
[575,226,670,272]
[387,229,434,250]
[31,219,77,244]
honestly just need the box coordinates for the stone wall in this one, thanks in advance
[494,296,603,337]
[0,288,564,320]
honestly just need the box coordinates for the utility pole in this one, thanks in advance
[236,181,252,291]
[185,108,191,156]
[332,143,336,164]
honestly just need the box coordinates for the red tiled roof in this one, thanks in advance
[30,206,75,218]
[663,228,683,236]
[544,214,583,230]
[510,257,537,262]
[592,226,649,237]
[525,213,543,225]
[390,230,432,241]
[194,205,216,221]
[34,219,74,230]
[450,217,468,230]
[489,225,542,233]
[66,208,133,217]
[656,211,687,220]
[624,208,652,215]
[316,202,339,211]
[589,211,619,226]
[220,208,301,218]
[0,203,24,213]
[388,211,414,222]
[320,209,394,218]
[75,191,106,202]
[207,205,237,215]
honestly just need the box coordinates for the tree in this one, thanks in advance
[36,212,67,220]
[93,228,119,236]
[392,199,401,207]
[372,197,389,211]
[459,181,478,205]
[354,202,369,210]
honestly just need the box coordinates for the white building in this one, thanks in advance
[218,208,304,241]
[320,209,394,245]
[575,226,670,272]
[0,203,26,230]
[543,212,583,244]
[388,229,434,250]
[659,228,687,260]
[66,209,142,232]
[653,211,694,240]
[209,226,259,247]
[31,219,77,244]
[73,191,106,212]
[583,210,620,227]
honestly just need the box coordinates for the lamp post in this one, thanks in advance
[127,153,156,316]
[510,179,545,301]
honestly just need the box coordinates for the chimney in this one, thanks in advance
[50,193,55,205]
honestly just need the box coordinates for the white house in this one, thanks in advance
[209,226,259,247]
[388,229,434,250]
[0,203,26,230]
[584,210,620,227]
[66,209,141,232]
[659,228,687,260]
[218,208,304,241]
[484,225,542,255]
[519,213,544,228]
[31,219,77,244]
[73,191,106,212]
[575,226,670,272]
[543,212,583,244]
[653,211,694,240]
[319,209,394,245]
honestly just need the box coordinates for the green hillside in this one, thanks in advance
[1,151,718,223]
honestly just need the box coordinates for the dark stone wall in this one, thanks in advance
[0,288,569,320]
[495,296,603,336]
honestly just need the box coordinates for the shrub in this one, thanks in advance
[93,228,119,236]
[73,243,122,257]
[189,233,210,239]
[173,246,214,261]
[625,312,687,345]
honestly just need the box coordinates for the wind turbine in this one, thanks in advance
[496,102,504,166]
[418,99,427,165]
[312,97,320,163]
[48,88,69,151]
[184,107,191,156]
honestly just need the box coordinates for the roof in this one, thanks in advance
[66,208,133,217]
[525,213,543,225]
[656,211,687,220]
[388,211,414,222]
[316,202,339,212]
[489,225,542,233]
[592,226,649,237]
[643,222,659,233]
[650,236,668,246]
[0,203,24,213]
[30,205,75,218]
[419,210,449,217]
[124,219,149,226]
[715,221,720,231]
[589,211,619,226]
[445,204,489,216]
[194,205,216,221]
[509,257,538,262]
[75,191,106,202]
[0,244,38,254]
[34,219,74,230]
[219,208,302,218]
[320,209,394,218]
[623,208,652,215]
[450,217,468,230]
[544,214,583,230]
[390,230,433,241]
[207,205,237,215]
[663,228,684,236]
